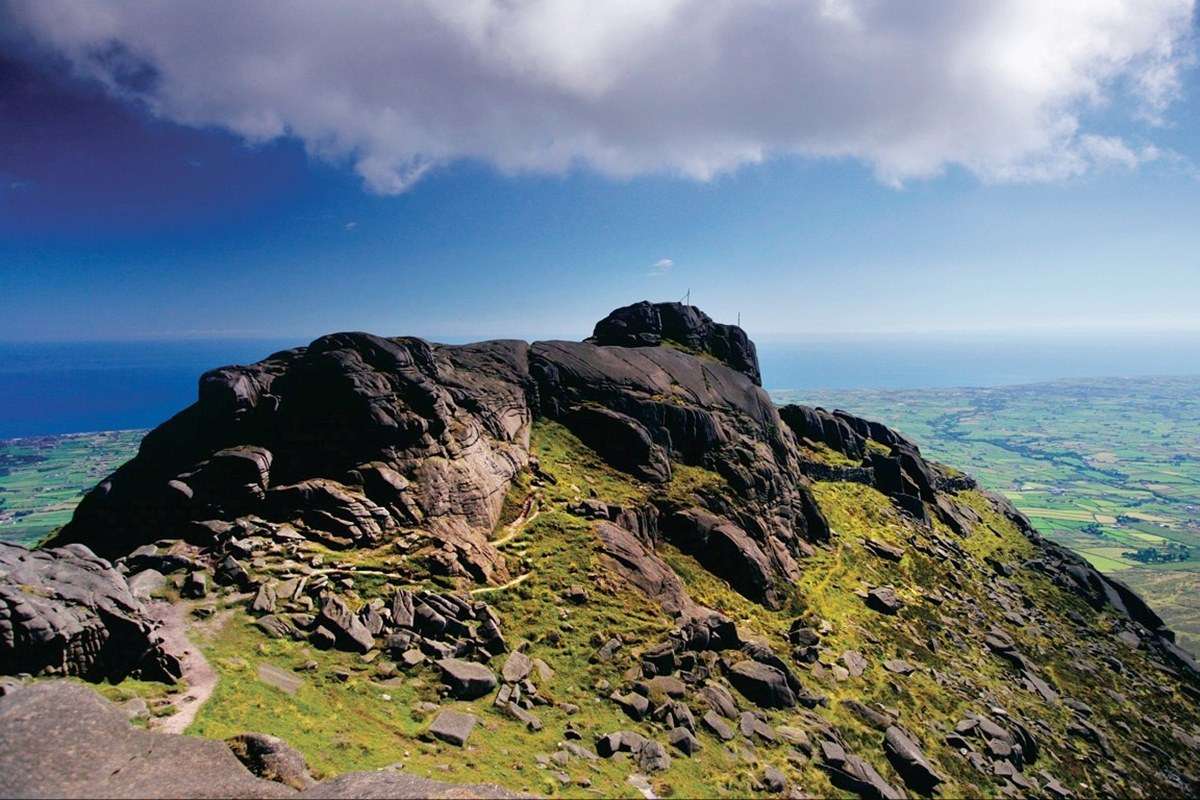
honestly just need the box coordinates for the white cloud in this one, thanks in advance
[647,257,674,276]
[6,0,1195,193]
[344,221,359,232]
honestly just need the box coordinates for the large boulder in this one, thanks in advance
[663,508,781,608]
[316,596,375,654]
[0,682,292,798]
[883,726,943,794]
[561,405,671,483]
[589,300,761,385]
[436,658,497,699]
[726,660,797,709]
[818,739,904,800]
[0,543,180,683]
[226,733,315,790]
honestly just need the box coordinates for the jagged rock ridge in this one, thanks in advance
[51,301,828,615]
[1,299,1197,798]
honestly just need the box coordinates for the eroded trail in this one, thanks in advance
[492,498,539,548]
[146,601,223,735]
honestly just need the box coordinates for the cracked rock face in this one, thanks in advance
[589,300,762,386]
[50,305,830,604]
[0,543,180,682]
[53,334,532,583]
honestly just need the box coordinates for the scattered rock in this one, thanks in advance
[501,651,532,683]
[611,691,651,721]
[841,650,867,678]
[699,683,740,719]
[702,710,735,741]
[226,732,315,790]
[436,659,497,700]
[863,538,904,562]
[127,569,165,601]
[562,586,588,605]
[841,699,895,731]
[182,570,209,599]
[317,596,375,654]
[427,709,478,747]
[591,637,622,663]
[818,739,903,800]
[884,726,943,794]
[637,739,671,773]
[866,586,903,615]
[882,659,915,676]
[251,583,278,614]
[668,726,701,756]
[727,660,797,708]
[256,615,299,640]
[504,702,543,731]
[762,765,787,794]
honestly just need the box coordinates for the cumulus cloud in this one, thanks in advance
[5,0,1194,193]
[648,258,675,276]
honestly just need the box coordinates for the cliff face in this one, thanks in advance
[6,301,1199,798]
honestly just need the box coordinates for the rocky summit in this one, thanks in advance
[3,300,1199,798]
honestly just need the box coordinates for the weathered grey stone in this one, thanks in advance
[727,660,797,708]
[762,766,787,794]
[182,570,209,599]
[391,589,415,629]
[611,690,651,721]
[866,586,903,615]
[702,710,735,741]
[436,658,497,699]
[501,651,533,683]
[427,709,477,747]
[127,569,165,601]
[0,543,180,683]
[317,596,375,654]
[699,683,740,719]
[884,726,943,794]
[227,732,315,790]
[505,702,543,731]
[637,739,671,773]
[252,582,279,614]
[0,682,291,798]
[667,726,701,755]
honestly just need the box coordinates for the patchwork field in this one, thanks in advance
[0,430,144,547]
[774,375,1200,655]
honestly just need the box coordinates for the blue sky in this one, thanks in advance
[2,2,1199,342]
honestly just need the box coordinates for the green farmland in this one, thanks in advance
[774,375,1200,655]
[0,430,144,547]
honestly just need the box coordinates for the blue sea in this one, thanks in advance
[1,332,1199,439]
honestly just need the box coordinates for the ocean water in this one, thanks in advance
[1,333,1199,439]
[0,340,293,439]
